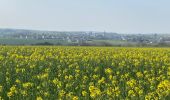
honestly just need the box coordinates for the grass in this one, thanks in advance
[0,38,69,45]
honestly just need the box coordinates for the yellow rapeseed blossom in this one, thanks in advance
[0,46,169,99]
[156,80,170,98]
[36,96,43,100]
[22,82,33,89]
[0,85,2,92]
[82,91,87,96]
[89,86,101,98]
[105,68,113,74]
[72,96,78,100]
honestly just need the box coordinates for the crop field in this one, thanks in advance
[0,46,169,100]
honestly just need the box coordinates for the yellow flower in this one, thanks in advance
[16,68,20,73]
[10,86,17,92]
[69,75,73,80]
[38,73,48,79]
[112,87,120,97]
[15,79,21,83]
[7,92,13,97]
[89,86,101,98]
[0,85,2,92]
[72,96,78,100]
[106,88,112,96]
[139,90,143,95]
[128,90,135,97]
[59,90,66,97]
[36,96,43,100]
[0,96,3,100]
[156,80,170,97]
[105,68,113,74]
[127,79,137,87]
[98,77,105,84]
[92,75,98,79]
[82,91,87,96]
[8,85,18,96]
[136,72,143,78]
[23,82,33,89]
[109,75,113,80]
[52,78,59,85]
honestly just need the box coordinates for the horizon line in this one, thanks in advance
[0,27,170,34]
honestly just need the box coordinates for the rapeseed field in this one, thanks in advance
[0,46,169,100]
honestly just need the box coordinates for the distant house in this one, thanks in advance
[161,37,170,43]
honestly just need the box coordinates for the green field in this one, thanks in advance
[0,38,136,46]
[86,40,137,46]
[0,38,68,45]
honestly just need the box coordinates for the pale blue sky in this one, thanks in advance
[0,0,170,33]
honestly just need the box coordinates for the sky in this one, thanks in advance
[0,0,170,33]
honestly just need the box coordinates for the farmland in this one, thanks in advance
[0,46,170,100]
